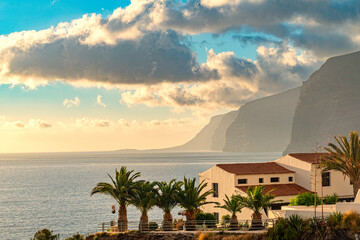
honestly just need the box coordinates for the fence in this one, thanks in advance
[97,219,274,233]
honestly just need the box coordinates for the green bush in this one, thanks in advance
[65,233,85,240]
[327,211,342,227]
[267,215,310,240]
[221,214,230,226]
[32,229,58,240]
[323,193,339,204]
[195,212,216,228]
[149,221,159,230]
[289,192,321,206]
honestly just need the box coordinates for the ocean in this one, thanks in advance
[0,151,281,239]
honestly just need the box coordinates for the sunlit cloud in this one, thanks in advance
[63,97,80,108]
[96,95,106,107]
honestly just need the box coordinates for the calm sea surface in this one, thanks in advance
[0,151,281,239]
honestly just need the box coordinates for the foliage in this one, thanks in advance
[327,211,343,227]
[64,233,85,240]
[289,192,321,206]
[32,229,58,240]
[322,131,360,197]
[177,177,217,213]
[196,212,217,228]
[267,215,310,240]
[91,167,141,205]
[236,186,280,215]
[148,221,159,230]
[323,193,339,204]
[154,179,182,213]
[221,214,231,225]
[130,181,157,214]
[216,195,243,216]
[342,211,360,233]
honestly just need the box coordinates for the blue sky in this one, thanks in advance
[0,0,357,152]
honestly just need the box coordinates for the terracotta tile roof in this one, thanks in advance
[236,184,311,197]
[216,162,294,175]
[288,153,330,164]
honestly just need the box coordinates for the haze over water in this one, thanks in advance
[0,151,280,239]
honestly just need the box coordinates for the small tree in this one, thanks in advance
[236,186,280,230]
[216,195,243,230]
[289,192,321,206]
[177,177,217,231]
[32,229,58,240]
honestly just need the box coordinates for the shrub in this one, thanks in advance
[342,211,360,233]
[149,221,159,230]
[32,229,58,240]
[267,215,311,240]
[323,193,339,204]
[65,233,85,240]
[195,212,217,228]
[221,214,231,226]
[327,211,343,227]
[289,192,321,206]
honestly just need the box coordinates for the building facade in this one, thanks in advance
[199,153,354,221]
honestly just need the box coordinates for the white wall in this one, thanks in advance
[235,173,295,186]
[275,155,312,190]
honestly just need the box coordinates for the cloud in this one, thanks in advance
[29,119,52,128]
[63,97,80,108]
[97,95,107,107]
[76,118,110,128]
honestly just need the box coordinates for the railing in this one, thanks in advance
[97,219,275,233]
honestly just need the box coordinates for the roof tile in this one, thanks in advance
[216,162,294,175]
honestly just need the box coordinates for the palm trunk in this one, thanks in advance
[139,212,149,232]
[353,180,360,199]
[185,210,196,231]
[250,212,263,230]
[162,211,173,231]
[118,203,128,232]
[230,214,238,230]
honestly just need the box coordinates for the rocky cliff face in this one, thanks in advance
[223,87,300,152]
[284,51,360,154]
[169,110,237,151]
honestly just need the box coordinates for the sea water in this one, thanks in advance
[0,151,281,239]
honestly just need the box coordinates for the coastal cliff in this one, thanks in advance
[223,87,300,152]
[284,51,360,154]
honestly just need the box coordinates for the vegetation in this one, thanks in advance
[129,181,157,231]
[31,229,58,240]
[323,193,339,204]
[177,177,217,231]
[64,233,85,240]
[91,167,141,231]
[155,179,182,231]
[289,192,321,206]
[195,212,217,228]
[322,131,360,198]
[221,214,231,226]
[236,186,280,230]
[148,221,159,231]
[216,195,244,230]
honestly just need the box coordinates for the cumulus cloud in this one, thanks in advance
[97,95,107,107]
[0,0,356,114]
[29,119,52,128]
[76,118,110,128]
[63,97,80,108]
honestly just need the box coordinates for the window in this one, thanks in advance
[238,179,247,184]
[322,172,330,186]
[289,176,293,182]
[213,213,219,223]
[270,177,279,183]
[259,178,264,183]
[212,183,218,197]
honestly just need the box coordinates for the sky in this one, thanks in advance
[0,0,359,153]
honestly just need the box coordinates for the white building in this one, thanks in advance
[199,153,354,221]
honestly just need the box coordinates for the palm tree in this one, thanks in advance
[177,177,217,231]
[322,131,360,198]
[129,181,157,231]
[236,186,280,230]
[216,195,243,230]
[90,167,141,232]
[155,179,182,231]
